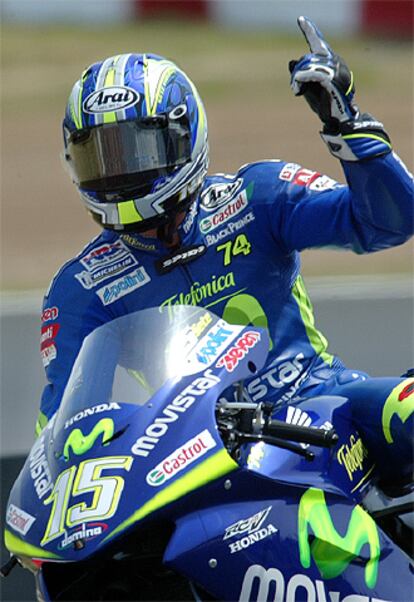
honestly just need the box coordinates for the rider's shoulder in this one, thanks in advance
[201,160,287,209]
[44,231,119,300]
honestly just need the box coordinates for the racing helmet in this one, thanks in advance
[63,53,208,232]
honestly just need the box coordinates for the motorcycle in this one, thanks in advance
[2,306,413,601]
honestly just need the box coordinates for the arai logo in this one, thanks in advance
[83,86,140,114]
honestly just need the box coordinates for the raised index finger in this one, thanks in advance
[297,16,333,57]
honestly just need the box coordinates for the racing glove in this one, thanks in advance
[289,16,392,161]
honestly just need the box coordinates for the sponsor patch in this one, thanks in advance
[83,86,139,114]
[216,331,260,372]
[309,174,338,191]
[81,240,133,271]
[292,168,320,187]
[224,506,271,540]
[337,433,369,482]
[201,179,243,211]
[40,323,60,368]
[41,342,57,368]
[155,244,207,275]
[29,436,53,499]
[205,211,255,246]
[199,191,248,234]
[247,353,307,403]
[64,402,122,429]
[120,234,157,252]
[224,506,277,554]
[278,163,301,182]
[41,323,60,347]
[146,429,216,486]
[6,504,36,536]
[160,272,236,319]
[182,200,198,234]
[58,522,109,550]
[193,320,237,366]
[97,267,150,305]
[239,564,386,602]
[41,306,59,323]
[76,240,138,289]
[168,313,214,361]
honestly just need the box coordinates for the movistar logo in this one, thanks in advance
[298,487,380,588]
[63,419,114,461]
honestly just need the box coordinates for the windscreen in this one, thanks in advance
[52,306,239,436]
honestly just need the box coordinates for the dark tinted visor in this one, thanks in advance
[67,113,192,192]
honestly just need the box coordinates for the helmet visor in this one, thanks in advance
[66,114,192,193]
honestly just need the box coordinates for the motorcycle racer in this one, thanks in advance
[38,17,413,485]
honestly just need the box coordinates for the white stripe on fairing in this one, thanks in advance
[1,275,412,316]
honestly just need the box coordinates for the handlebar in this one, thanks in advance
[264,418,339,448]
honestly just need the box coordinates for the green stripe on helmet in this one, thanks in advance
[118,200,144,225]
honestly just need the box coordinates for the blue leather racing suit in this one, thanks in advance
[38,152,414,480]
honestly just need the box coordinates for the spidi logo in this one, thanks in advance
[146,429,216,487]
[83,86,140,114]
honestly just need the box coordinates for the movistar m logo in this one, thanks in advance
[382,378,414,443]
[63,419,114,461]
[298,487,380,588]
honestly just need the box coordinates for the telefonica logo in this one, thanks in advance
[160,272,236,318]
[83,86,140,114]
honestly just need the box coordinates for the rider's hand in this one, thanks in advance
[289,16,392,161]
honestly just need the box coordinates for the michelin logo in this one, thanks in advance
[97,267,150,305]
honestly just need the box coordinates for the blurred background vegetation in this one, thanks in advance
[1,20,413,290]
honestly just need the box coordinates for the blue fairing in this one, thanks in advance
[5,307,413,601]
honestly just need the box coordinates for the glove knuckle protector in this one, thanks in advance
[290,16,392,162]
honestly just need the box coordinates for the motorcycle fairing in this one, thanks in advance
[239,395,377,502]
[165,484,411,601]
[5,316,269,565]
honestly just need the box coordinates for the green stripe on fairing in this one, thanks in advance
[5,530,62,560]
[102,449,238,544]
[298,488,380,588]
[35,410,48,437]
[292,275,334,366]
[63,418,114,461]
